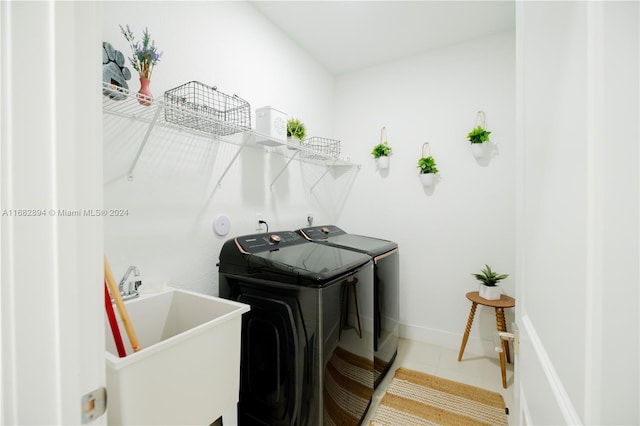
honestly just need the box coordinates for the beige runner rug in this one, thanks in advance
[370,367,508,426]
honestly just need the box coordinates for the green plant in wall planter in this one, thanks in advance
[287,117,306,148]
[372,127,392,169]
[472,264,509,300]
[371,141,391,158]
[467,111,491,158]
[467,125,491,144]
[418,142,438,186]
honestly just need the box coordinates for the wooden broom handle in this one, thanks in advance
[104,255,141,352]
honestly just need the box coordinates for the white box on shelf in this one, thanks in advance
[255,106,287,146]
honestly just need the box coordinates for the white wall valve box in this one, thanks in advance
[255,106,287,146]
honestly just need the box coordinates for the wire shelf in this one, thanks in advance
[101,82,359,186]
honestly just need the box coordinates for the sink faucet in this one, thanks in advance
[118,265,142,301]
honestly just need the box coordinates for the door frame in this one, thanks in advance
[1,2,105,424]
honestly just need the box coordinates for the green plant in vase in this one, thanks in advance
[371,141,391,169]
[472,264,509,300]
[417,155,438,186]
[287,118,306,145]
[467,125,491,159]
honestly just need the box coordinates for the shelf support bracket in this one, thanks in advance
[214,140,247,189]
[127,105,163,180]
[270,150,300,191]
[310,158,339,193]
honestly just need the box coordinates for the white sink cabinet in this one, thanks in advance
[105,288,249,425]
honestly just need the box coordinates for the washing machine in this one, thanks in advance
[297,225,399,388]
[218,230,375,426]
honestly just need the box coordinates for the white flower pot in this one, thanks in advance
[420,173,435,186]
[287,136,302,150]
[377,156,390,169]
[479,284,502,300]
[471,143,486,159]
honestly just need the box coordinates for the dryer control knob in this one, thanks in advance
[270,234,282,244]
[321,227,330,234]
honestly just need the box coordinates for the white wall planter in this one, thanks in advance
[471,143,486,159]
[418,142,438,187]
[468,111,490,159]
[373,127,391,169]
[479,284,502,300]
[420,173,435,186]
[377,156,390,169]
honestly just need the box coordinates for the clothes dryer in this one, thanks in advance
[297,225,399,388]
[218,230,374,426]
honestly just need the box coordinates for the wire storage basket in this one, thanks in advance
[164,81,251,136]
[301,137,341,159]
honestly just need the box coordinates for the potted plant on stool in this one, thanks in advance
[472,264,508,300]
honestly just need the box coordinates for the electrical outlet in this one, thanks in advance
[255,213,263,231]
[306,213,314,226]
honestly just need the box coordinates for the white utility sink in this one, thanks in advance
[105,288,249,425]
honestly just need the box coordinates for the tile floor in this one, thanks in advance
[363,338,515,424]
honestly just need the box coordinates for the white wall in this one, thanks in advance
[334,30,516,353]
[102,2,347,296]
[103,4,515,355]
[517,2,639,424]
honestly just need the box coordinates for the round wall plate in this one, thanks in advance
[213,215,231,236]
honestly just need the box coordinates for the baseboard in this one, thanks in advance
[398,322,499,358]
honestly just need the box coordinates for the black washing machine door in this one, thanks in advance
[237,293,303,426]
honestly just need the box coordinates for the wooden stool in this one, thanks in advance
[458,292,516,386]
[497,332,515,388]
[340,278,362,338]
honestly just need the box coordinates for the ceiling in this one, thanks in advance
[250,1,515,75]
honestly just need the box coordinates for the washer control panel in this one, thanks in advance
[298,225,345,240]
[236,231,303,253]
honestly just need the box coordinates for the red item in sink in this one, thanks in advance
[105,281,127,357]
